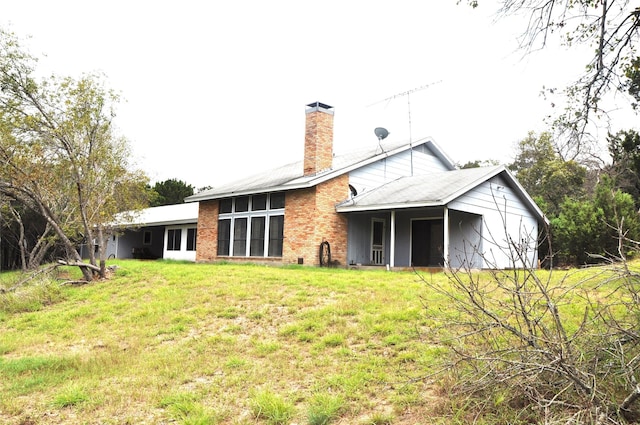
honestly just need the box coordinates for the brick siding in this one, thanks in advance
[283,174,348,266]
[195,201,218,262]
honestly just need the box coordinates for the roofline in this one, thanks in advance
[337,200,444,213]
[496,167,550,225]
[113,218,198,228]
[185,181,315,202]
[186,138,441,203]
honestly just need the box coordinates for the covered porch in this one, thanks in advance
[343,207,483,269]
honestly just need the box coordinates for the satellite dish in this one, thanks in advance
[374,127,389,141]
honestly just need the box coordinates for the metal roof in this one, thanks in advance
[336,165,548,224]
[185,137,453,202]
[113,202,199,227]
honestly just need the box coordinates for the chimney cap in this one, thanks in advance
[306,101,333,111]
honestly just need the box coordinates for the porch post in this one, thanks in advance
[443,207,449,267]
[390,210,396,268]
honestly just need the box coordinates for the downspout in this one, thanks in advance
[443,207,449,267]
[390,210,396,268]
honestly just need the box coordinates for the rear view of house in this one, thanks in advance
[186,102,547,269]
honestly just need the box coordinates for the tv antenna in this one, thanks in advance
[369,80,442,175]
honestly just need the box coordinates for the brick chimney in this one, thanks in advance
[304,102,334,176]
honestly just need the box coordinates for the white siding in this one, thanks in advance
[349,148,450,196]
[163,225,197,261]
[448,176,539,269]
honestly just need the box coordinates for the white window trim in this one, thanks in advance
[219,193,284,258]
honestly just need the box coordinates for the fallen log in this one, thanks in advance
[56,259,101,272]
[0,264,58,293]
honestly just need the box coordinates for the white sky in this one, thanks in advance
[1,1,631,189]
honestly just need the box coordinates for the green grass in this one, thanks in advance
[0,260,627,424]
[250,389,295,424]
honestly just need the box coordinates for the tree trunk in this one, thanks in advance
[97,225,106,279]
[9,205,28,272]
[36,202,94,281]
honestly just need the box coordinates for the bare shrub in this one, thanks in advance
[421,209,640,423]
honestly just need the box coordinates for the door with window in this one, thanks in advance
[371,219,385,265]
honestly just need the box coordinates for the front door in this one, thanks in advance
[411,219,444,267]
[371,219,385,265]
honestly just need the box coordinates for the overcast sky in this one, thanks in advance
[1,1,625,189]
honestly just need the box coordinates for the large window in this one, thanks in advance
[268,216,284,257]
[217,193,284,257]
[166,229,181,251]
[218,220,231,255]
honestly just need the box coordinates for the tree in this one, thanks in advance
[0,28,148,280]
[458,159,500,169]
[465,1,640,161]
[0,197,56,271]
[510,132,586,216]
[150,178,194,207]
[607,129,640,206]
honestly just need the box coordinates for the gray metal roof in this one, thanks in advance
[336,165,547,224]
[185,137,451,202]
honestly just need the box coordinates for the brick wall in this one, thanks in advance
[283,174,349,266]
[196,200,218,262]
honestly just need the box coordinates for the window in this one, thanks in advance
[186,228,197,251]
[270,192,285,209]
[218,220,231,255]
[250,217,265,256]
[217,193,285,258]
[167,229,182,251]
[143,230,152,245]
[252,194,267,211]
[233,218,247,256]
[235,196,249,212]
[219,199,232,214]
[268,216,284,257]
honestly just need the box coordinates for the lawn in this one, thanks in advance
[0,261,454,424]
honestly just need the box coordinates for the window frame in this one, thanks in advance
[186,227,197,251]
[218,193,284,258]
[166,228,182,251]
[143,230,152,245]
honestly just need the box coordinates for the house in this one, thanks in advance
[104,202,199,261]
[185,102,547,269]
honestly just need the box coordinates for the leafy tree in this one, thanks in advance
[607,129,640,206]
[0,28,148,280]
[510,132,586,216]
[552,175,640,264]
[150,178,194,207]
